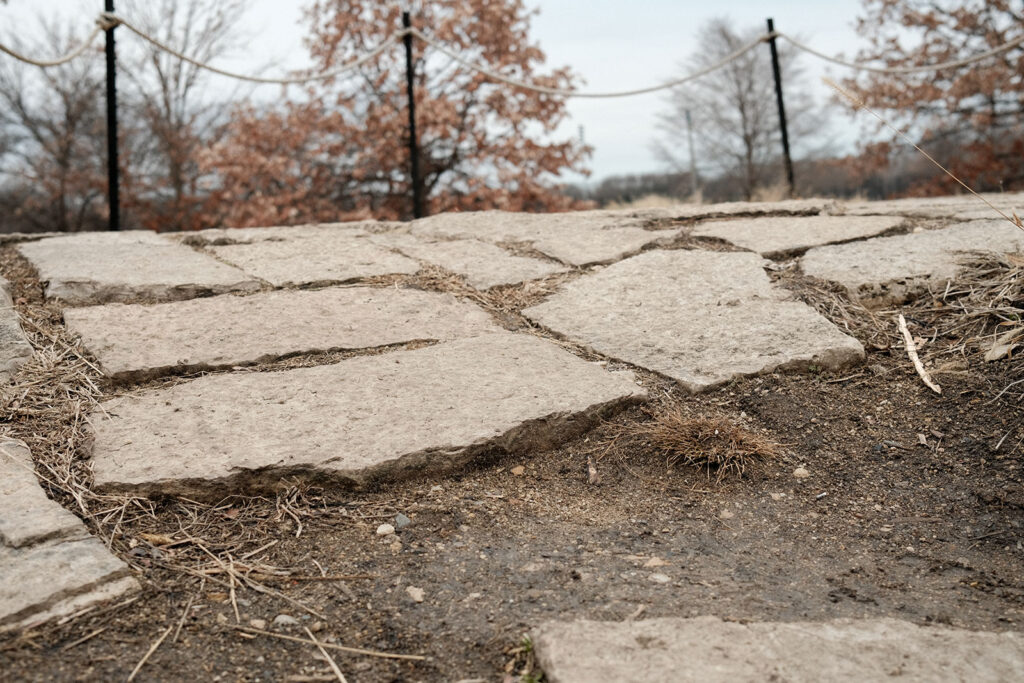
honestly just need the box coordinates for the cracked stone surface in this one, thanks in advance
[369,232,567,289]
[534,616,1024,683]
[89,333,645,496]
[523,250,864,392]
[801,220,1024,306]
[65,287,500,381]
[0,438,139,632]
[1,276,32,382]
[18,231,260,305]
[838,192,1024,219]
[410,210,677,266]
[693,215,905,257]
[210,232,420,286]
[662,197,836,220]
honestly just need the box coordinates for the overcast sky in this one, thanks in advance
[1,0,871,182]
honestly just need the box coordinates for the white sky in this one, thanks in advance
[1,0,870,183]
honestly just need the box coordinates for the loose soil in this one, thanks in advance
[1,241,1022,683]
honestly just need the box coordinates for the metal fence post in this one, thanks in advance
[402,11,424,219]
[766,18,795,198]
[104,0,121,230]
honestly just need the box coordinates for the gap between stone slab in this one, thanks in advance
[664,207,826,228]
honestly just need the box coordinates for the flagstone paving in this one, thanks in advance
[368,232,567,289]
[409,210,678,266]
[210,231,420,286]
[533,616,1024,683]
[801,219,1024,306]
[693,215,905,257]
[65,287,499,381]
[18,231,260,305]
[89,333,645,497]
[0,438,138,632]
[523,250,864,392]
[0,276,32,383]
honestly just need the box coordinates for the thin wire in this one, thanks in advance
[0,24,104,68]
[778,31,1024,75]
[102,12,405,85]
[410,27,769,98]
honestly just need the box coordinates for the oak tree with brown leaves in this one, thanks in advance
[201,0,591,227]
[843,0,1024,195]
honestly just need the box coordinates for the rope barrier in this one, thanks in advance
[0,22,103,68]
[102,13,406,85]
[410,27,768,98]
[0,11,1021,88]
[776,30,1024,75]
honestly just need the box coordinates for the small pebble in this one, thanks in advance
[793,467,810,479]
[406,586,425,603]
[648,573,671,584]
[510,465,526,476]
[273,614,299,627]
[719,509,735,519]
[394,513,412,529]
[376,523,396,536]
[250,618,267,630]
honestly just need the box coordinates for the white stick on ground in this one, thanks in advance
[898,314,942,395]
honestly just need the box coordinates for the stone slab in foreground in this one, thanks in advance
[0,438,139,632]
[693,215,904,257]
[18,231,260,305]
[524,250,864,392]
[533,616,1024,683]
[369,233,567,289]
[1,276,32,382]
[65,287,499,381]
[0,438,82,548]
[210,232,420,286]
[410,210,677,266]
[801,220,1024,306]
[1,537,138,632]
[90,333,645,496]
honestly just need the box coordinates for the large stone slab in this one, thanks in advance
[801,220,1024,306]
[0,438,82,548]
[693,215,905,257]
[210,232,420,286]
[523,250,864,392]
[410,210,677,266]
[90,333,645,496]
[839,192,1024,218]
[169,220,393,246]
[0,537,138,632]
[533,616,1024,683]
[369,232,566,289]
[65,287,500,381]
[1,277,32,382]
[18,231,260,305]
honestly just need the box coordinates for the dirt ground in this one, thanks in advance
[1,240,1023,682]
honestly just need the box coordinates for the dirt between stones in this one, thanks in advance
[1,244,1023,682]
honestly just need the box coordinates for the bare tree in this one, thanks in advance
[0,19,106,232]
[653,18,825,200]
[118,0,246,231]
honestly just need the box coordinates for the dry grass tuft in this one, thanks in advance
[620,405,781,481]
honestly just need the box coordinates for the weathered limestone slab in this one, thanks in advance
[0,537,138,632]
[801,220,1024,306]
[169,220,395,246]
[90,333,645,496]
[523,250,864,392]
[0,438,82,548]
[1,277,32,382]
[211,233,420,286]
[410,210,677,266]
[534,616,1024,683]
[693,215,905,257]
[839,192,1024,218]
[65,287,500,381]
[18,231,260,305]
[369,232,566,289]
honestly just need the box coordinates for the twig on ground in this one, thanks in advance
[127,624,173,682]
[303,626,348,683]
[898,314,942,394]
[228,625,427,661]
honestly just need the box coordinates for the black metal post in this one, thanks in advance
[766,18,795,198]
[402,11,424,219]
[104,0,120,230]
